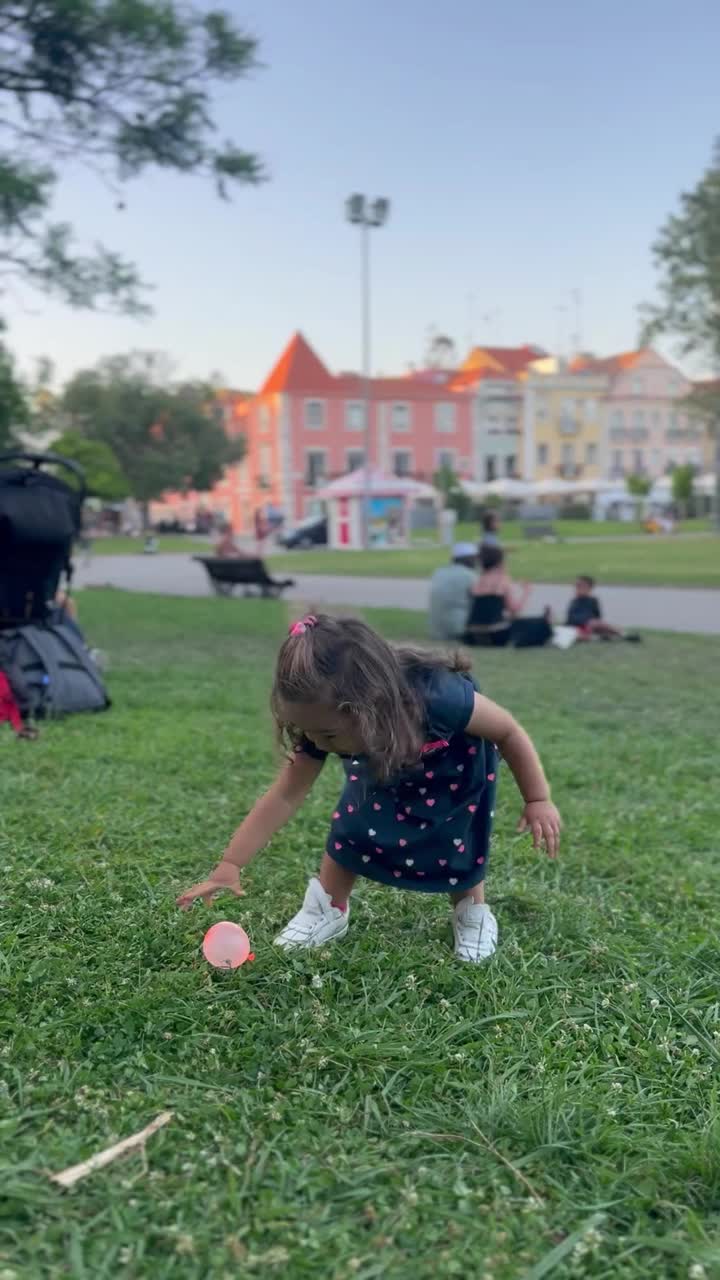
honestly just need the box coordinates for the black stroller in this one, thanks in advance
[0,451,110,721]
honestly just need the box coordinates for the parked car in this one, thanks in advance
[279,515,327,549]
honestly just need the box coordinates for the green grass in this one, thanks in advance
[90,535,212,555]
[449,517,711,543]
[2,593,719,1279]
[270,533,720,588]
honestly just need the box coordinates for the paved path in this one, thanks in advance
[74,554,720,636]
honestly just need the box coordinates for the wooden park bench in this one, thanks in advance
[522,521,559,541]
[194,556,295,599]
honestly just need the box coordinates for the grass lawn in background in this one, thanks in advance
[89,535,212,556]
[270,532,720,589]
[2,592,719,1279]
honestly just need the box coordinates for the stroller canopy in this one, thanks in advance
[0,451,86,628]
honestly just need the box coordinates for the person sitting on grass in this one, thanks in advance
[177,613,561,964]
[566,576,641,642]
[428,542,477,641]
[466,546,551,648]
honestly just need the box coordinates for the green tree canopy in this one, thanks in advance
[51,429,129,500]
[0,0,263,314]
[61,352,245,506]
[0,333,28,450]
[671,463,695,511]
[626,473,652,497]
[641,138,720,524]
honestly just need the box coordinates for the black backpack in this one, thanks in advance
[0,450,85,628]
[0,622,110,719]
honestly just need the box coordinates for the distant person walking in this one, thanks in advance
[428,542,477,641]
[480,511,501,550]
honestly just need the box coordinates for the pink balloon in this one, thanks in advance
[202,921,251,969]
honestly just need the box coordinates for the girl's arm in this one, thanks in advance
[176,752,325,908]
[466,693,561,857]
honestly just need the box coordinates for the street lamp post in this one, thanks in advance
[345,194,390,548]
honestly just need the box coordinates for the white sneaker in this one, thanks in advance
[453,898,498,963]
[274,877,349,949]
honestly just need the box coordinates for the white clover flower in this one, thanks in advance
[688,1265,707,1280]
[650,997,660,1009]
[311,973,323,989]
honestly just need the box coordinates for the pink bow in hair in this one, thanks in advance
[289,614,318,636]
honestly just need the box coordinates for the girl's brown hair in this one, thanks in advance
[272,614,470,782]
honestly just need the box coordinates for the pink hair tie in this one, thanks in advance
[289,614,317,637]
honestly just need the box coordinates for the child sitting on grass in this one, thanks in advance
[566,576,641,642]
[177,614,561,963]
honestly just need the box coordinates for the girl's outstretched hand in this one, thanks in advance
[517,800,562,858]
[176,860,245,911]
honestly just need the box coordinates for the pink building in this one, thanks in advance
[209,332,474,533]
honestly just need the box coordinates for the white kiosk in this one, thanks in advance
[317,467,438,550]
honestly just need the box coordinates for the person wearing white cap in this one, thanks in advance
[428,542,478,641]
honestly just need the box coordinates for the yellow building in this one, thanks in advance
[522,363,609,482]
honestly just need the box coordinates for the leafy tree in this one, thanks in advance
[641,138,720,527]
[51,430,129,500]
[61,352,244,520]
[670,463,695,516]
[0,1,263,314]
[0,331,28,449]
[625,473,652,497]
[433,463,472,521]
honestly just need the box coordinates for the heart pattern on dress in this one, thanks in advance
[373,802,381,811]
[362,854,370,863]
[405,858,414,866]
[399,838,407,847]
[368,828,376,837]
[449,877,458,885]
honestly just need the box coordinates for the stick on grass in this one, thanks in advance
[49,1110,173,1189]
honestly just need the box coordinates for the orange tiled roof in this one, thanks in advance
[570,349,650,375]
[461,344,545,377]
[260,332,334,394]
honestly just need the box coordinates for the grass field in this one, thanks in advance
[269,534,720,589]
[2,593,719,1279]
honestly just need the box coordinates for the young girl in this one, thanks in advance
[177,615,561,963]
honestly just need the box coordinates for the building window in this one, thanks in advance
[505,454,517,477]
[561,443,575,471]
[632,376,644,394]
[393,450,412,477]
[305,450,326,487]
[584,398,596,420]
[485,456,497,481]
[346,449,365,472]
[345,401,365,431]
[434,402,456,433]
[668,410,678,431]
[537,443,549,467]
[586,442,597,466]
[258,444,272,487]
[562,398,576,416]
[258,403,271,432]
[391,402,411,431]
[633,449,644,473]
[612,409,624,430]
[634,409,645,429]
[304,399,325,429]
[612,449,623,474]
[436,449,456,472]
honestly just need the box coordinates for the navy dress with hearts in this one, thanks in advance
[298,668,499,894]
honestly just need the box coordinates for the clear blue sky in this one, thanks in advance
[6,0,720,387]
